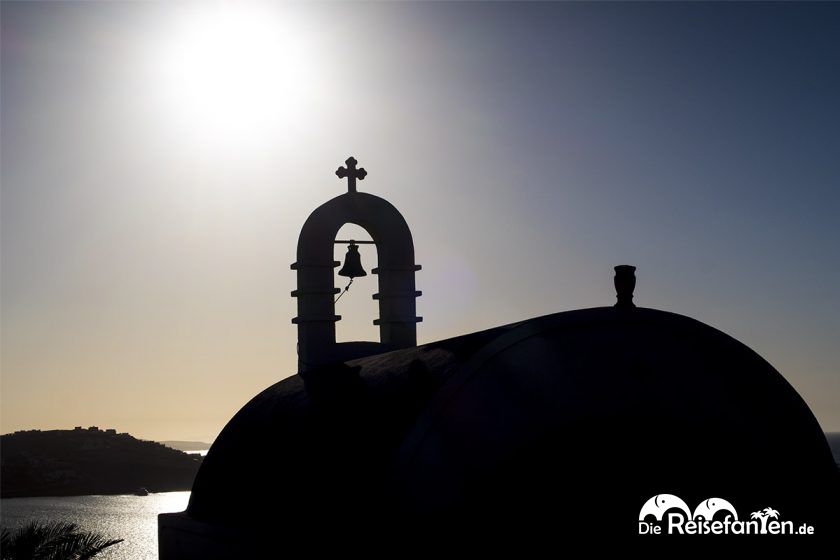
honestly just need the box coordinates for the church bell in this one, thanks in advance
[338,242,367,278]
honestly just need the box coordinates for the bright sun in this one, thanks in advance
[150,2,322,153]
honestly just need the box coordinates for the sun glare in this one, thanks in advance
[149,2,323,154]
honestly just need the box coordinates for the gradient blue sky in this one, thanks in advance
[2,1,839,441]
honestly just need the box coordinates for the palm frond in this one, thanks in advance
[0,521,122,560]
[45,532,124,560]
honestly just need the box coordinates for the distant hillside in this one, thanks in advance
[1,428,202,498]
[159,440,211,452]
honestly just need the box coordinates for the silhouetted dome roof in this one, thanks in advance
[187,306,839,537]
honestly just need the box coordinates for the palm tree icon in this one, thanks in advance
[750,507,780,534]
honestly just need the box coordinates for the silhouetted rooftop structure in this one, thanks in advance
[159,159,840,555]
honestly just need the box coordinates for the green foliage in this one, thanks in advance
[0,521,122,560]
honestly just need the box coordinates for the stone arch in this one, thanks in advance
[292,191,421,370]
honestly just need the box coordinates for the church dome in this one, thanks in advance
[161,163,837,553]
[185,305,839,538]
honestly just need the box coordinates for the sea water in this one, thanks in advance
[0,491,190,560]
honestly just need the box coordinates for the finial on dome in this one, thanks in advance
[614,265,636,309]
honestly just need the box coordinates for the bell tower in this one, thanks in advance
[292,156,422,371]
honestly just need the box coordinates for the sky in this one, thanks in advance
[2,1,839,442]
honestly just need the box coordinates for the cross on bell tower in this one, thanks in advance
[335,156,367,193]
